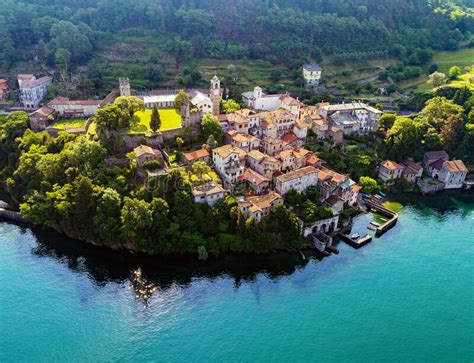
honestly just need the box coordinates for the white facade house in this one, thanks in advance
[48,97,102,117]
[303,64,322,86]
[438,160,468,189]
[212,145,246,185]
[274,166,318,195]
[192,182,226,206]
[18,74,52,109]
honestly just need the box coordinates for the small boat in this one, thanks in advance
[367,226,376,231]
[351,233,360,239]
[370,221,380,227]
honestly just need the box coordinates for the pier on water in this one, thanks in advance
[364,200,399,236]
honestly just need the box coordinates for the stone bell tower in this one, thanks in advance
[210,75,221,116]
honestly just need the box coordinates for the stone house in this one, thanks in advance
[225,130,260,152]
[29,106,56,131]
[401,160,423,184]
[181,148,210,166]
[134,145,164,167]
[238,191,283,222]
[378,160,404,183]
[246,149,281,179]
[240,168,271,194]
[423,150,449,177]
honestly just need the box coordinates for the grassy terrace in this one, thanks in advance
[129,109,182,134]
[51,119,88,130]
[400,47,474,92]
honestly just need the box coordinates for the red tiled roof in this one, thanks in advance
[183,148,210,162]
[380,160,404,171]
[281,133,298,144]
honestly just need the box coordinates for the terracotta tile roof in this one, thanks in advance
[443,160,468,173]
[30,106,55,117]
[276,166,318,183]
[281,133,298,144]
[242,168,270,186]
[213,144,246,159]
[279,95,304,107]
[317,167,347,183]
[292,147,310,159]
[403,159,422,171]
[305,154,321,166]
[134,144,155,157]
[247,149,266,161]
[192,182,225,197]
[183,148,209,162]
[246,191,283,211]
[380,160,404,171]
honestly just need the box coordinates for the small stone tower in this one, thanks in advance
[210,75,221,116]
[119,78,131,97]
[180,97,191,127]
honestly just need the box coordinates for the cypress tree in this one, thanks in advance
[150,106,161,133]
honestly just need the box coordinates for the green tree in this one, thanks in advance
[420,96,464,131]
[359,176,380,194]
[174,90,190,111]
[221,99,241,114]
[203,134,218,151]
[201,113,222,141]
[379,113,396,130]
[441,114,465,153]
[448,66,462,79]
[149,106,161,133]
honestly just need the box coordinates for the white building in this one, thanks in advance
[438,160,468,189]
[318,102,382,133]
[274,166,318,195]
[192,182,226,206]
[48,97,102,117]
[241,86,286,111]
[18,74,52,109]
[140,76,221,115]
[303,64,322,86]
[212,145,246,185]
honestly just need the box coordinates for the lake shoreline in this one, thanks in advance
[1,189,472,264]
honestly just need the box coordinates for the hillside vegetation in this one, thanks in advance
[0,0,473,97]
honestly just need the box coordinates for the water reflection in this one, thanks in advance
[28,225,318,303]
[15,190,474,303]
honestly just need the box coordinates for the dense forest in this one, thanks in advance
[1,0,473,93]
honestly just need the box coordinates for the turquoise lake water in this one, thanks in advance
[1,192,473,362]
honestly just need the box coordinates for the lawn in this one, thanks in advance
[52,118,88,129]
[400,47,474,92]
[130,109,182,133]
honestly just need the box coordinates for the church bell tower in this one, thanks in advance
[210,75,221,116]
